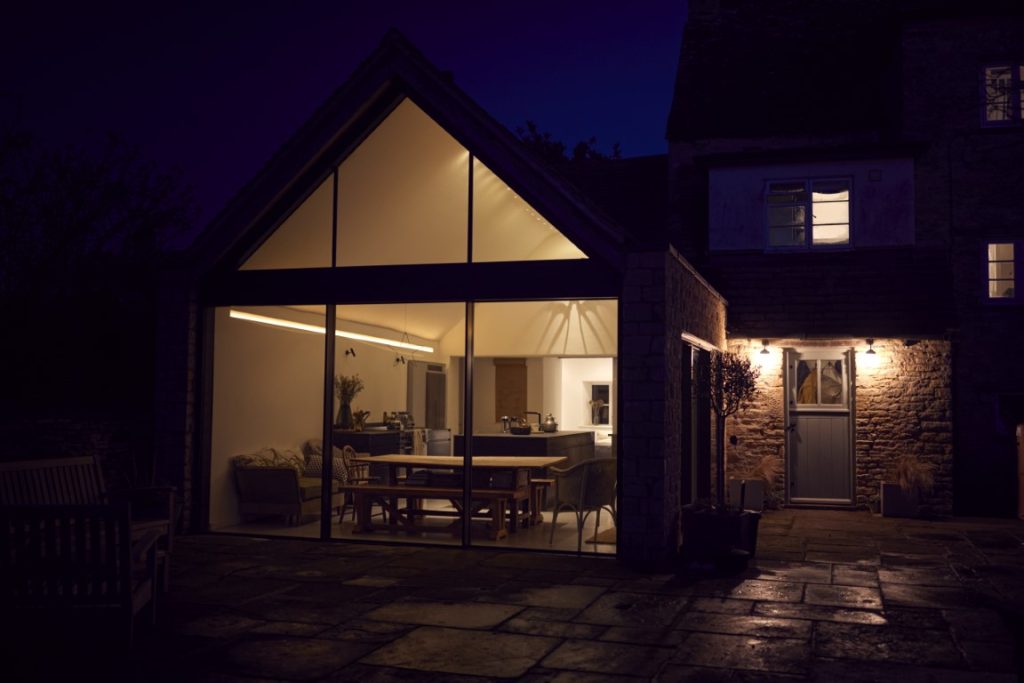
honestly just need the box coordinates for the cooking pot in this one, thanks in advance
[539,413,559,433]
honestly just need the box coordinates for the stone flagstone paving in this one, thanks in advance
[9,509,1024,681]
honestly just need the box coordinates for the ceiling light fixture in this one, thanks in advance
[229,310,434,353]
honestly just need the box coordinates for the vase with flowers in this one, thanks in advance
[334,374,364,429]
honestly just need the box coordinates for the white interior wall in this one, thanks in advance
[560,357,615,437]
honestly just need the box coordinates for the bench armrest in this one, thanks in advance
[131,528,163,565]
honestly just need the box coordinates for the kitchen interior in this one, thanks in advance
[209,299,618,552]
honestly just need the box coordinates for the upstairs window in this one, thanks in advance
[987,242,1017,300]
[766,179,850,249]
[983,65,1023,126]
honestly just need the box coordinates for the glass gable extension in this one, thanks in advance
[211,98,614,554]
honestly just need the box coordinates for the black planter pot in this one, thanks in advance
[680,505,761,572]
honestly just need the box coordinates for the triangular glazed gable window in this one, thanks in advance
[472,159,586,262]
[240,176,333,270]
[239,98,588,270]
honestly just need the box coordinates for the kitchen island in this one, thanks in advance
[454,430,595,466]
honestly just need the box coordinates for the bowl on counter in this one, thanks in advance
[509,426,532,435]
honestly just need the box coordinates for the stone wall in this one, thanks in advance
[618,249,726,568]
[725,338,953,515]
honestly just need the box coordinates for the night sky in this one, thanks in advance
[4,1,688,235]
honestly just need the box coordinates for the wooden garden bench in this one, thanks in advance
[0,456,175,590]
[0,503,161,649]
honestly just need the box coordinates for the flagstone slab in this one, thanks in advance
[599,625,687,646]
[500,617,606,639]
[722,579,804,602]
[575,592,690,627]
[754,602,887,625]
[475,583,606,609]
[749,560,831,584]
[805,584,883,610]
[673,632,810,675]
[942,608,1013,642]
[880,583,976,608]
[362,626,558,678]
[214,635,375,680]
[813,622,964,667]
[959,639,1017,673]
[810,660,1017,682]
[688,597,755,614]
[540,638,675,677]
[364,600,522,628]
[831,565,879,587]
[178,613,266,639]
[877,567,961,587]
[674,612,812,639]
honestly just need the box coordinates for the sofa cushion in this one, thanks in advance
[233,448,303,476]
[303,448,351,485]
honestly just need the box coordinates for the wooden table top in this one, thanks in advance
[352,454,567,469]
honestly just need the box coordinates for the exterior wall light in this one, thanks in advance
[760,339,770,355]
[865,339,876,355]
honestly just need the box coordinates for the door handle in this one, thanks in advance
[786,423,797,432]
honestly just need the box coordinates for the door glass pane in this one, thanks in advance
[209,306,326,537]
[336,99,468,266]
[985,66,1012,122]
[330,302,465,546]
[796,360,818,405]
[471,299,618,553]
[820,359,844,405]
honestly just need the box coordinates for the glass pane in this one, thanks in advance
[768,206,805,227]
[988,242,1014,261]
[336,99,468,266]
[812,223,850,245]
[820,360,844,405]
[812,201,849,226]
[241,176,333,270]
[331,302,465,546]
[471,300,618,553]
[769,225,805,247]
[767,181,807,200]
[210,306,326,537]
[985,66,1012,122]
[989,281,1015,298]
[989,262,1015,280]
[796,360,817,405]
[473,159,586,262]
[812,180,850,200]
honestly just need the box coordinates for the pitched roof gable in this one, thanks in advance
[193,29,627,274]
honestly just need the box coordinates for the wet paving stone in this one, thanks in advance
[673,632,810,675]
[880,583,976,609]
[500,617,606,639]
[942,608,1014,642]
[213,635,375,680]
[810,659,1018,682]
[249,620,330,637]
[749,560,831,584]
[361,599,523,629]
[689,597,755,614]
[831,564,879,587]
[178,613,266,639]
[877,566,961,587]
[363,625,558,678]
[239,596,375,625]
[722,579,804,603]
[754,601,887,625]
[813,622,964,667]
[805,584,883,610]
[576,591,690,627]
[541,638,675,677]
[959,640,1017,673]
[675,612,812,639]
[475,583,606,609]
[520,670,647,683]
[517,606,583,621]
[881,607,947,630]
[599,625,687,646]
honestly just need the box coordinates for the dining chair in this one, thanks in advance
[548,457,617,552]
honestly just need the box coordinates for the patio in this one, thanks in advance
[16,509,1024,681]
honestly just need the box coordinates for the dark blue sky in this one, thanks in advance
[5,2,688,228]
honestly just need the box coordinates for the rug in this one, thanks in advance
[584,527,617,545]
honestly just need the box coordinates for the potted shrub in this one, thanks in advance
[681,351,761,571]
[881,455,935,518]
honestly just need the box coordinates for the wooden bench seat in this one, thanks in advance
[339,484,528,540]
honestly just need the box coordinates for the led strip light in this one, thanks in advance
[229,309,434,353]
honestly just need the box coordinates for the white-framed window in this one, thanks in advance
[585,382,611,426]
[987,242,1017,300]
[766,178,850,249]
[982,64,1024,126]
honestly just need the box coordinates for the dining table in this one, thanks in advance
[349,454,566,537]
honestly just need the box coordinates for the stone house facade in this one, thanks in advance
[668,0,1023,516]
